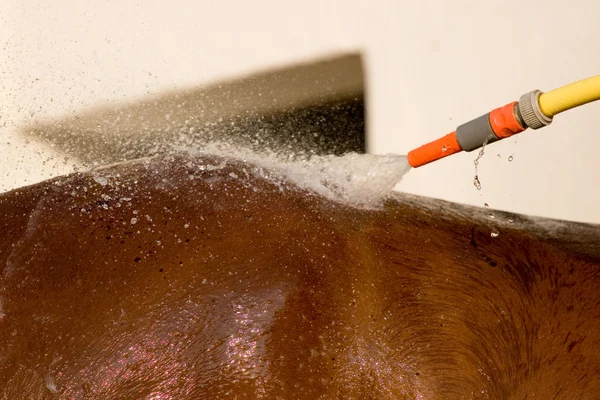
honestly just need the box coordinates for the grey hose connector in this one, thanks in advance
[518,90,553,129]
[455,113,499,152]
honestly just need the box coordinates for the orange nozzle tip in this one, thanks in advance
[407,131,462,168]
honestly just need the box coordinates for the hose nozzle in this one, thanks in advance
[407,75,600,168]
[408,92,551,168]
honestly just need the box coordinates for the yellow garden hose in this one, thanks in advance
[538,75,600,117]
[408,74,600,168]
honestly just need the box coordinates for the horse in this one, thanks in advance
[1,153,598,399]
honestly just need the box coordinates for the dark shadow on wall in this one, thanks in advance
[22,53,366,166]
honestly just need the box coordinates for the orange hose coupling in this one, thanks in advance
[489,102,526,139]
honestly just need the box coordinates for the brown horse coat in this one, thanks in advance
[1,154,599,399]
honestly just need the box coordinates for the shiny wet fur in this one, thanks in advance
[0,154,599,399]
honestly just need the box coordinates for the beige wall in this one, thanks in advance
[2,0,599,223]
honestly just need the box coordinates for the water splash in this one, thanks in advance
[175,142,412,208]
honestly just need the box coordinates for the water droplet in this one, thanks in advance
[441,146,447,153]
[184,223,189,229]
[496,154,501,158]
[484,203,489,208]
[508,219,514,223]
[490,229,499,238]
[472,136,491,191]
[488,214,495,219]
[93,175,107,186]
[130,217,138,225]
[473,175,482,190]
[508,155,513,162]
